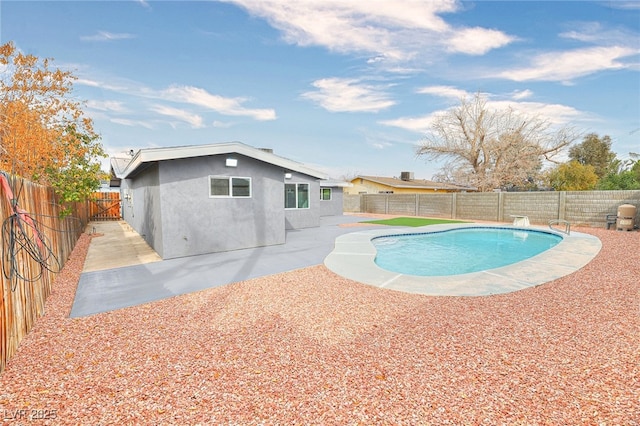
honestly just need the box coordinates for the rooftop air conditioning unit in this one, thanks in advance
[400,171,414,181]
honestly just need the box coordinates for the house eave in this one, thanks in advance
[117,142,328,180]
[321,180,352,188]
[355,175,474,191]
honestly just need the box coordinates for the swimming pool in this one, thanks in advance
[373,227,562,276]
[324,223,602,296]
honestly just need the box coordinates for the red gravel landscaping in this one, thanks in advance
[0,227,638,425]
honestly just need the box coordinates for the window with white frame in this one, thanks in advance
[320,187,331,201]
[285,183,309,209]
[209,176,251,198]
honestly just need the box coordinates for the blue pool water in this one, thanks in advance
[373,227,562,276]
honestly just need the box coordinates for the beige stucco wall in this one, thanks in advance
[346,179,442,195]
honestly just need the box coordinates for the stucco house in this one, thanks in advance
[346,172,476,194]
[110,142,346,259]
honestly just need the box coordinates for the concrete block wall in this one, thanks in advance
[345,190,640,228]
[387,194,420,215]
[565,191,639,226]
[456,192,500,221]
[343,193,361,213]
[417,194,453,218]
[361,194,388,214]
[503,192,560,224]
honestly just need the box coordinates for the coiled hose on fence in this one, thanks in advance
[1,171,62,290]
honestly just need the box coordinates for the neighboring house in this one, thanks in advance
[346,172,476,194]
[110,142,346,259]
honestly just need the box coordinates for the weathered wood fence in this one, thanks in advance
[88,191,121,221]
[344,190,640,228]
[0,172,119,373]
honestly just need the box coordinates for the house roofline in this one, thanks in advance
[354,175,476,191]
[114,142,328,180]
[321,180,353,188]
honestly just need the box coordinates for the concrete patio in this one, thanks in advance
[71,215,380,317]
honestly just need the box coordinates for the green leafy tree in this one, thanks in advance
[568,133,617,179]
[545,161,598,191]
[597,170,640,190]
[45,123,106,215]
[597,153,640,190]
[632,155,640,181]
[0,41,106,213]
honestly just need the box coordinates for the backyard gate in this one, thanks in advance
[88,192,121,220]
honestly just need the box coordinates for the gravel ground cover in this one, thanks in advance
[0,227,638,425]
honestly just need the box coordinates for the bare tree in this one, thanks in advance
[417,93,579,191]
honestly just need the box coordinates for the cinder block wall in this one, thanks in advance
[417,194,453,218]
[456,193,500,221]
[343,193,361,212]
[344,190,640,228]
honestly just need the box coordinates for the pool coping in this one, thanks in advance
[324,223,602,297]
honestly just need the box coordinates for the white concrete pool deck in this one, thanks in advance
[324,223,602,297]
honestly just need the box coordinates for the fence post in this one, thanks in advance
[451,193,457,219]
[498,192,504,222]
[558,191,566,220]
[415,194,419,216]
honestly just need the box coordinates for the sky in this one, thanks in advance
[1,0,639,181]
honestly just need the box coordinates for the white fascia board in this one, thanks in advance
[321,180,353,187]
[120,142,328,180]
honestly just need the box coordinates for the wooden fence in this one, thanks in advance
[88,191,121,221]
[0,173,117,373]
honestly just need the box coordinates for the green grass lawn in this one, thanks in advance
[360,217,468,227]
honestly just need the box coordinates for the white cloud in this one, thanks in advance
[110,118,154,129]
[498,46,638,82]
[161,85,276,121]
[560,22,609,43]
[87,100,128,113]
[80,31,136,42]
[75,78,101,87]
[560,21,640,57]
[511,89,533,100]
[212,120,234,128]
[381,94,584,134]
[371,141,393,150]
[445,27,515,55]
[301,77,395,112]
[604,1,640,10]
[485,100,583,126]
[149,105,204,128]
[417,85,469,100]
[136,0,151,8]
[76,73,277,123]
[75,77,135,93]
[223,0,514,65]
[379,113,440,133]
